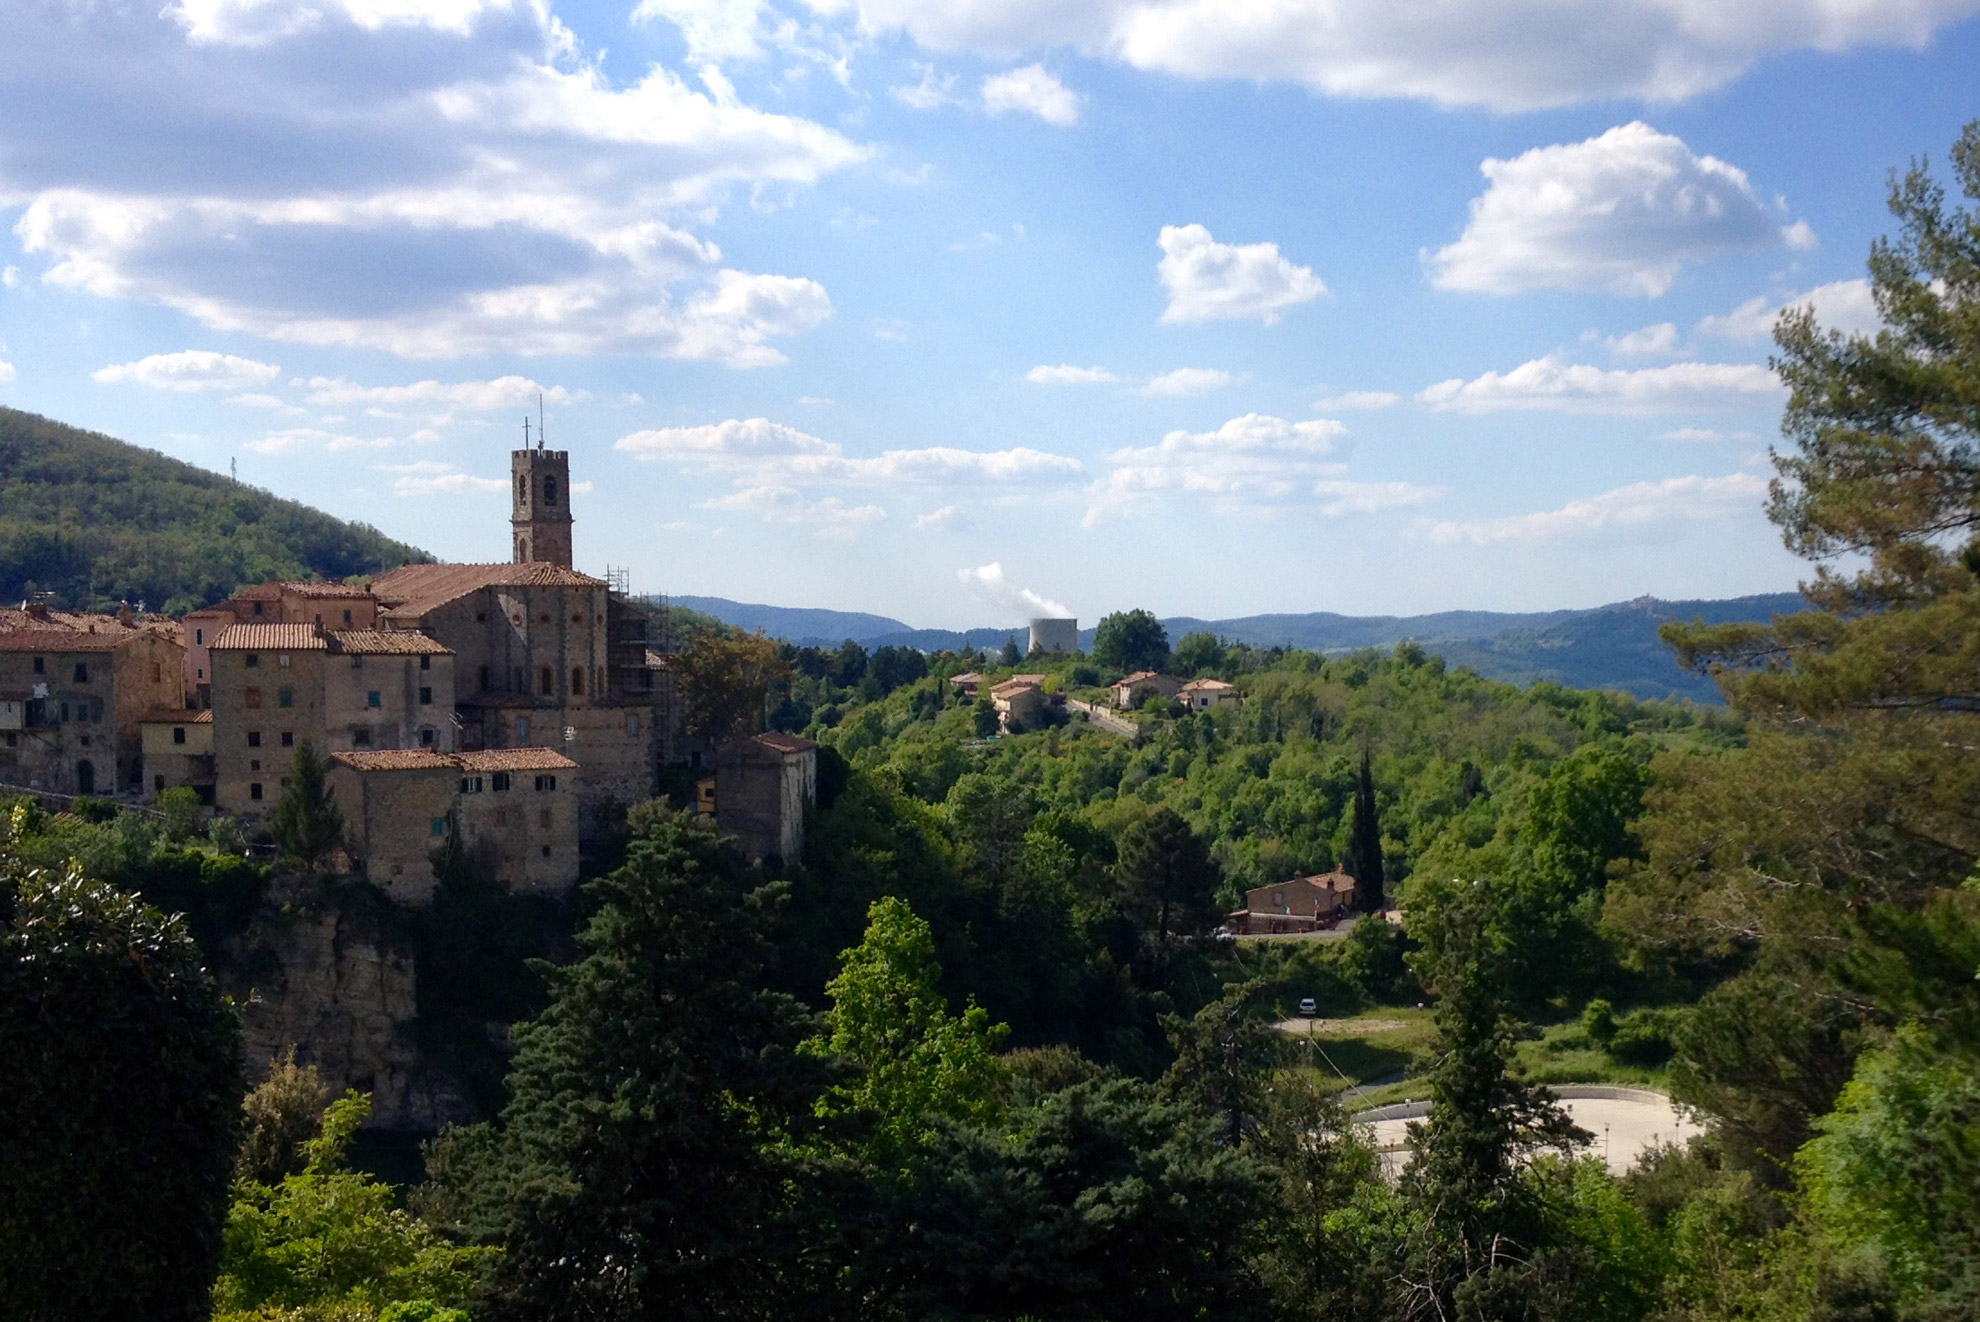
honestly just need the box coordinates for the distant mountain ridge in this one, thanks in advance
[0,406,431,614]
[670,591,1810,703]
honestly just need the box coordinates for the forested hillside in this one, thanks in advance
[0,407,430,613]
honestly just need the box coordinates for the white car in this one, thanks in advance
[1297,997,1317,1017]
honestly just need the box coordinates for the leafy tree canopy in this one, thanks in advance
[1093,608,1170,673]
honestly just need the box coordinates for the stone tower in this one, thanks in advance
[511,445,573,567]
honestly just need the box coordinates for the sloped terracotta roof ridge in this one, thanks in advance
[331,746,579,773]
[211,623,328,649]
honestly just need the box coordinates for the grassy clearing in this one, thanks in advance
[1279,1007,1439,1096]
[1513,1020,1672,1090]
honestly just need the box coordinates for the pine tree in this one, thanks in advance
[1344,748,1386,912]
[270,738,343,873]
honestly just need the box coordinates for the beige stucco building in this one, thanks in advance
[0,608,185,798]
[139,708,215,802]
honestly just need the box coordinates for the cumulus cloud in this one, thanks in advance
[633,0,773,64]
[0,359,14,383]
[915,504,971,531]
[1427,124,1808,298]
[1696,278,1881,342]
[701,485,886,538]
[2,267,20,289]
[615,416,1085,487]
[891,61,959,108]
[1084,411,1438,524]
[6,1,861,364]
[1143,367,1231,397]
[1157,224,1325,325]
[959,561,1070,619]
[1312,390,1400,411]
[1027,363,1118,385]
[1417,355,1780,415]
[92,349,280,391]
[1427,472,1768,544]
[1659,427,1755,443]
[248,426,427,455]
[982,64,1080,124]
[1606,322,1681,356]
[298,375,574,412]
[377,459,510,496]
[805,0,1980,112]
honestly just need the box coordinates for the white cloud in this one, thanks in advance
[701,485,886,538]
[1310,479,1442,516]
[0,359,14,383]
[914,504,971,531]
[806,0,1980,112]
[1427,124,1807,298]
[92,349,280,391]
[633,0,772,63]
[1157,223,1325,325]
[1143,367,1232,397]
[298,375,573,412]
[1660,426,1755,443]
[7,3,862,364]
[959,561,1070,618]
[226,392,302,413]
[1417,355,1780,415]
[1696,278,1881,341]
[1027,363,1118,386]
[248,426,415,455]
[1606,322,1681,356]
[1427,472,1769,544]
[982,64,1080,125]
[1087,411,1381,523]
[614,416,1084,487]
[890,61,958,108]
[378,459,509,496]
[1,267,19,289]
[1312,390,1400,411]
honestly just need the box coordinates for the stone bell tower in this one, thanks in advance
[511,433,573,567]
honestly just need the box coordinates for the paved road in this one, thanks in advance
[1362,1090,1702,1178]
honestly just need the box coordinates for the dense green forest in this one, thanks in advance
[4,124,1979,1322]
[0,407,431,613]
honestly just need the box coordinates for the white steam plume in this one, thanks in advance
[958,562,1071,621]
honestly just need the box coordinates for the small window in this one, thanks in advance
[278,688,293,708]
[352,655,364,669]
[367,690,381,708]
[197,667,204,680]
[627,712,640,737]
[431,817,446,838]
[543,475,557,504]
[534,774,556,791]
[247,731,261,748]
[245,653,259,668]
[194,629,204,645]
[538,667,552,696]
[492,772,512,792]
[353,728,372,746]
[154,774,165,792]
[173,726,186,745]
[419,727,435,748]
[516,716,530,741]
[538,613,551,624]
[281,731,294,747]
[476,612,487,624]
[73,663,88,684]
[541,844,551,858]
[419,654,431,671]
[570,668,584,697]
[343,610,353,625]
[278,653,290,669]
[252,602,264,616]
[250,758,260,771]
[249,782,263,800]
[419,687,432,705]
[32,656,43,674]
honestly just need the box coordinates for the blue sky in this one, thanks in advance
[1,0,1975,628]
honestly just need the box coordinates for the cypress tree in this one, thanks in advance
[1344,748,1385,912]
[270,738,343,873]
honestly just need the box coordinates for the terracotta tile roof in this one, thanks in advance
[331,749,458,773]
[236,580,370,601]
[459,747,579,772]
[1180,678,1234,692]
[751,731,818,755]
[141,708,213,724]
[211,623,327,650]
[990,678,1041,699]
[328,630,452,655]
[0,607,160,634]
[948,671,984,684]
[0,626,147,652]
[1113,670,1166,686]
[370,562,606,620]
[1011,673,1046,685]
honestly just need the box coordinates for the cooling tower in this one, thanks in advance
[1028,617,1078,654]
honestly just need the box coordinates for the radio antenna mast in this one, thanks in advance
[537,392,546,450]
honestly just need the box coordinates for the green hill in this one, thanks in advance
[0,406,432,614]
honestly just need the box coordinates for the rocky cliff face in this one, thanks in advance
[224,884,473,1131]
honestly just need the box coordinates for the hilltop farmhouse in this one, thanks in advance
[0,439,816,894]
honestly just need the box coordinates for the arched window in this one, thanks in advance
[543,476,558,505]
[570,667,585,696]
[539,666,553,696]
[516,474,527,503]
